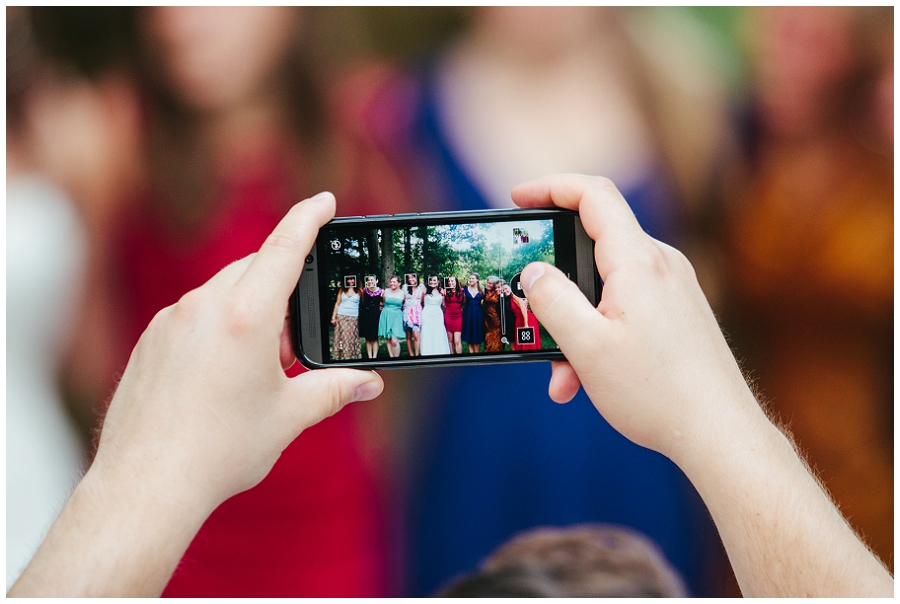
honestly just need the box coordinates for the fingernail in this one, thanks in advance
[522,263,545,295]
[351,379,381,403]
[309,191,334,203]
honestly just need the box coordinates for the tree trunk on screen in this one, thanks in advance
[381,228,394,285]
[365,231,379,279]
[403,228,411,271]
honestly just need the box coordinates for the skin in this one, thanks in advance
[8,176,892,597]
[512,174,893,597]
[513,295,529,328]
[382,278,402,358]
[404,275,421,356]
[445,276,463,354]
[8,192,383,597]
[330,278,357,325]
[426,276,441,306]
[466,274,482,354]
[364,277,380,359]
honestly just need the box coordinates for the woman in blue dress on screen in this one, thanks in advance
[461,273,485,354]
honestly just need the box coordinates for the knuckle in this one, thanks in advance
[145,304,173,334]
[530,271,565,302]
[587,175,618,194]
[174,289,203,319]
[636,241,669,274]
[264,227,303,253]
[325,378,348,417]
[223,297,256,335]
[668,247,696,278]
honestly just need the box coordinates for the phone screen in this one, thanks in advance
[315,214,577,363]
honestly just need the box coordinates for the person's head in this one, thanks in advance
[389,275,400,290]
[475,7,610,61]
[343,276,356,292]
[468,273,479,287]
[748,6,874,138]
[365,275,378,290]
[446,275,461,297]
[436,524,687,598]
[486,275,499,291]
[427,274,441,295]
[143,7,301,113]
[136,6,325,217]
[407,273,418,286]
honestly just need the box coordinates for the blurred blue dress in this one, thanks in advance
[368,63,720,596]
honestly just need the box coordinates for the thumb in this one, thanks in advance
[521,262,606,357]
[283,368,383,433]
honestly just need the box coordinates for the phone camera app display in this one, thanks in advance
[320,218,558,362]
[516,326,536,346]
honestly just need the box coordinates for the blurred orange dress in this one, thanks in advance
[113,146,390,597]
[723,136,893,568]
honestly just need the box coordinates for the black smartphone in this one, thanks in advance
[291,208,601,369]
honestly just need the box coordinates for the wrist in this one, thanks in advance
[666,384,775,480]
[90,447,222,520]
[670,388,794,507]
[11,460,216,597]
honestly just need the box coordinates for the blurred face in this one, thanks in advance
[429,276,440,288]
[486,280,496,291]
[146,7,299,110]
[478,7,608,58]
[366,277,377,289]
[390,277,400,290]
[448,276,457,288]
[468,275,477,287]
[346,277,356,288]
[751,7,857,135]
[408,275,417,285]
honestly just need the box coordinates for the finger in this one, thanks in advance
[280,315,296,371]
[511,174,648,277]
[548,361,581,403]
[238,191,336,309]
[283,368,383,433]
[520,261,608,356]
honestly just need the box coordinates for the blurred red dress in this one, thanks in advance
[114,148,389,597]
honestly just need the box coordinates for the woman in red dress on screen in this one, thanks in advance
[504,282,542,351]
[442,276,464,354]
[108,8,402,597]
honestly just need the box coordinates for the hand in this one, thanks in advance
[92,191,383,510]
[513,175,759,464]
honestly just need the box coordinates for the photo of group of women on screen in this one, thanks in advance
[323,219,556,361]
[330,272,549,360]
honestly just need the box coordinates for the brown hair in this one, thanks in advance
[436,524,687,598]
[135,7,330,229]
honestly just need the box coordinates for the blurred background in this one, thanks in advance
[7,6,892,596]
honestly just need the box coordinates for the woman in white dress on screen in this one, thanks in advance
[419,275,452,356]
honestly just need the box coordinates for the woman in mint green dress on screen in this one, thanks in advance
[378,276,406,357]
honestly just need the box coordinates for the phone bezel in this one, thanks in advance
[291,208,600,370]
